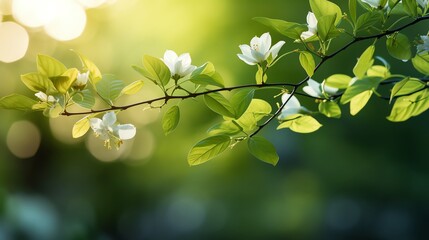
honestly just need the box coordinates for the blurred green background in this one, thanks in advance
[1,0,429,239]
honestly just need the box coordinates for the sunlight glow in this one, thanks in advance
[12,0,58,28]
[0,21,29,63]
[76,0,107,8]
[6,121,41,159]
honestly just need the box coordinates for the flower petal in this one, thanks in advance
[239,44,252,56]
[282,93,301,108]
[303,86,321,98]
[259,32,272,54]
[237,54,258,65]
[102,112,117,127]
[178,53,192,67]
[269,41,285,59]
[116,124,136,140]
[306,12,318,32]
[300,31,315,40]
[35,92,47,101]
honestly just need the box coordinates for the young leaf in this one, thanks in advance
[230,89,255,119]
[235,99,272,133]
[288,115,322,133]
[72,89,95,109]
[248,136,279,166]
[366,65,390,78]
[325,74,352,89]
[162,105,180,136]
[317,14,340,42]
[341,77,381,104]
[50,68,79,94]
[204,93,235,118]
[386,33,411,61]
[142,55,171,87]
[121,80,144,95]
[72,116,91,138]
[207,121,243,136]
[350,90,372,115]
[349,0,357,24]
[0,94,38,111]
[189,62,224,88]
[412,52,429,76]
[252,17,306,40]
[402,0,418,17]
[353,45,375,79]
[319,101,341,118]
[388,89,429,122]
[37,54,67,77]
[96,74,125,104]
[299,51,316,77]
[255,65,267,84]
[21,73,57,94]
[310,0,343,24]
[390,77,426,102]
[73,51,102,85]
[188,135,231,166]
[355,11,382,34]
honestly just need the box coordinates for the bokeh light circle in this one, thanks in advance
[77,0,107,8]
[44,0,87,41]
[0,21,29,63]
[12,0,57,28]
[6,121,41,159]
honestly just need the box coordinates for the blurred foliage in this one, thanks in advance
[1,0,429,239]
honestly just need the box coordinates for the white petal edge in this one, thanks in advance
[116,124,136,140]
[102,112,117,127]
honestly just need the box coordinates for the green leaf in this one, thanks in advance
[317,14,341,42]
[0,94,38,111]
[299,51,316,77]
[319,101,341,118]
[230,89,255,119]
[355,11,382,34]
[44,104,63,118]
[255,65,267,84]
[21,72,57,94]
[350,90,372,115]
[252,17,306,40]
[73,51,102,85]
[353,45,375,78]
[72,89,95,109]
[207,121,243,136]
[386,33,411,61]
[341,77,381,104]
[204,93,235,118]
[278,115,322,133]
[235,99,272,133]
[366,65,390,78]
[37,54,67,77]
[142,55,171,87]
[310,0,343,24]
[390,77,426,102]
[412,52,429,75]
[121,80,144,95]
[50,68,79,94]
[325,74,352,89]
[248,136,279,166]
[96,74,125,104]
[189,62,224,88]
[188,135,231,166]
[349,0,357,23]
[72,116,91,138]
[388,89,429,122]
[402,0,418,17]
[162,105,180,136]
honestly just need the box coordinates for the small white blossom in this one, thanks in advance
[361,0,387,8]
[417,0,428,8]
[90,111,136,149]
[278,93,307,120]
[417,35,429,53]
[301,12,318,40]
[303,79,338,98]
[237,32,285,65]
[162,50,196,80]
[73,71,89,90]
[35,91,56,103]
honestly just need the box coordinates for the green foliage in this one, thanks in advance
[310,0,342,24]
[341,77,382,104]
[317,14,341,42]
[204,93,236,118]
[21,73,57,94]
[96,74,125,105]
[252,17,306,40]
[353,45,375,79]
[188,135,231,166]
[402,0,418,17]
[390,77,426,102]
[162,105,180,136]
[0,94,38,111]
[325,74,352,89]
[37,54,67,77]
[412,52,429,75]
[255,65,267,84]
[72,116,91,138]
[207,121,243,136]
[388,89,429,121]
[230,89,255,119]
[73,51,102,84]
[51,68,79,94]
[247,136,279,166]
[190,62,224,88]
[121,80,144,95]
[233,99,272,133]
[134,55,171,87]
[73,89,95,109]
[350,90,373,115]
[278,114,322,133]
[355,12,382,34]
[386,33,411,61]
[299,51,315,77]
[319,101,341,118]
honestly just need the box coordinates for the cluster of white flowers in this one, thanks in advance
[90,111,136,149]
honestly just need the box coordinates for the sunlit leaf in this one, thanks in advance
[386,33,411,61]
[341,77,381,104]
[0,94,37,111]
[412,52,429,76]
[142,55,171,87]
[350,90,372,115]
[325,74,352,89]
[190,62,224,88]
[204,93,235,118]
[388,89,429,122]
[319,101,341,118]
[235,99,272,133]
[248,136,279,166]
[355,11,382,34]
[299,51,316,77]
[50,68,79,94]
[188,135,231,166]
[73,50,102,85]
[230,89,255,119]
[366,65,390,78]
[72,89,95,109]
[402,0,418,17]
[207,120,243,136]
[72,116,91,138]
[317,14,341,42]
[349,0,357,23]
[96,74,125,104]
[310,0,343,24]
[253,17,306,39]
[37,54,67,77]
[353,45,375,78]
[390,77,426,102]
[121,80,144,95]
[162,105,180,136]
[280,115,322,133]
[255,65,267,84]
[21,72,57,94]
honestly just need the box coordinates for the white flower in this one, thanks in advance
[73,71,89,89]
[303,79,338,98]
[417,35,429,53]
[417,0,428,8]
[361,0,387,8]
[300,12,318,40]
[278,93,307,120]
[90,111,136,149]
[237,32,285,65]
[162,50,196,79]
[35,91,56,103]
